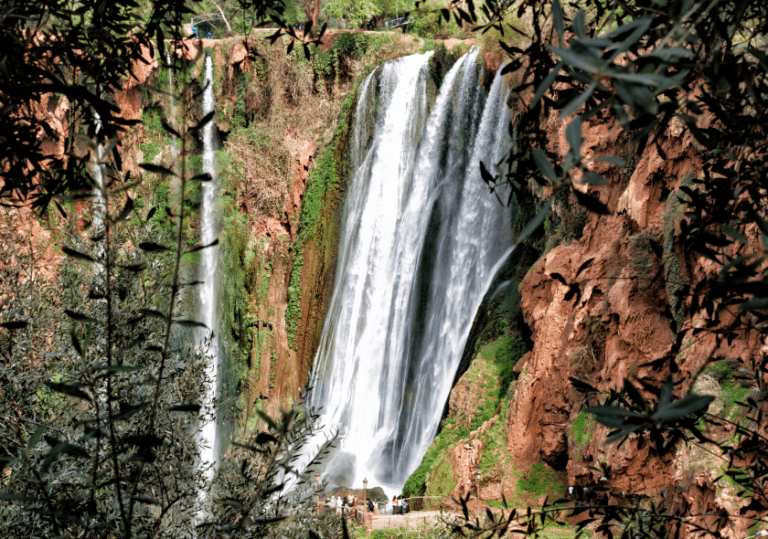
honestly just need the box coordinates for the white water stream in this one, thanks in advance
[92,113,106,232]
[165,51,178,161]
[197,54,221,486]
[308,49,514,493]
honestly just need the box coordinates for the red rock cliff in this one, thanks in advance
[434,87,765,536]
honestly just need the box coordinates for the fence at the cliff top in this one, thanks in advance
[382,16,410,29]
[316,496,455,515]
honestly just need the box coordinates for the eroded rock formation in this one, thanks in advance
[432,81,765,536]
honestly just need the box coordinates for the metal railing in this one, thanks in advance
[316,496,455,520]
[191,13,228,28]
[382,16,410,28]
[318,503,367,525]
[406,496,454,512]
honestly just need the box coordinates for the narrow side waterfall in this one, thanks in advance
[197,53,222,485]
[165,51,177,160]
[309,49,514,492]
[166,51,175,120]
[92,114,106,231]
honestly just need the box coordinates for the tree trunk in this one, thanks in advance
[302,0,320,28]
[210,0,232,32]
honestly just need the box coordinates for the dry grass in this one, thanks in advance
[227,126,291,218]
[571,345,598,374]
[693,374,724,416]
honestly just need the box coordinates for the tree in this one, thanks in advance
[302,0,322,28]
[12,0,768,536]
[210,0,234,31]
[323,0,413,27]
[0,0,188,212]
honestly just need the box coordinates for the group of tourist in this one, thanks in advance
[327,494,360,515]
[324,495,409,515]
[387,496,410,515]
[191,26,214,40]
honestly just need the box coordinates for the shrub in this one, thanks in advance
[419,37,436,53]
[495,334,526,399]
[569,411,596,459]
[409,0,469,38]
[571,345,597,374]
[705,360,752,420]
[139,141,161,164]
[516,463,565,498]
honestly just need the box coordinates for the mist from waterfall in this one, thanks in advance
[197,53,222,486]
[308,49,514,493]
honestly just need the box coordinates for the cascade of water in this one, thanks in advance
[197,53,221,486]
[92,113,106,232]
[308,49,514,492]
[165,51,177,159]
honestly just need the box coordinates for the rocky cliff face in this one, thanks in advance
[419,82,764,535]
[510,113,699,478]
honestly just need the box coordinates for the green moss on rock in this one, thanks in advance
[663,174,693,333]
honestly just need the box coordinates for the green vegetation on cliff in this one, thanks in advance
[402,331,527,498]
[218,149,254,388]
[214,33,407,394]
[662,174,693,334]
[568,411,596,460]
[401,418,462,498]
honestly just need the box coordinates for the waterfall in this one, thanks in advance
[166,51,175,120]
[308,49,514,492]
[92,113,106,232]
[165,51,177,159]
[197,53,221,487]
